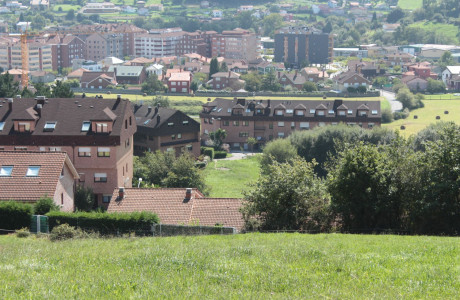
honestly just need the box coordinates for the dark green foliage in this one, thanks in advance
[356,86,367,93]
[260,138,298,174]
[209,58,219,79]
[146,95,170,108]
[34,196,59,215]
[201,147,214,160]
[47,211,159,236]
[0,72,20,98]
[347,86,356,93]
[381,108,394,123]
[213,151,227,159]
[209,128,227,150]
[302,81,318,92]
[74,185,94,212]
[426,78,446,94]
[387,7,405,23]
[49,224,79,241]
[242,157,331,231]
[0,201,33,230]
[52,81,74,98]
[396,88,423,110]
[289,125,396,177]
[241,72,263,92]
[262,71,281,92]
[141,74,165,95]
[34,82,52,98]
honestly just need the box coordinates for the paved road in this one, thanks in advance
[380,89,403,112]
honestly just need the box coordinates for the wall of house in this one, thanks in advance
[53,162,75,212]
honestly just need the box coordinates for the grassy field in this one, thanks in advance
[53,4,81,12]
[204,155,260,198]
[383,100,460,136]
[398,0,423,10]
[0,233,459,298]
[408,22,460,44]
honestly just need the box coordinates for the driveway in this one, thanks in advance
[218,152,257,161]
[380,89,403,112]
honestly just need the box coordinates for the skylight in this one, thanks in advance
[309,109,316,114]
[348,109,353,115]
[286,109,293,114]
[26,166,40,177]
[144,119,151,125]
[43,121,56,132]
[0,122,4,131]
[0,166,13,176]
[81,121,91,132]
[371,110,378,115]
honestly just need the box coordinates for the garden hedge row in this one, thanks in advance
[213,151,228,159]
[201,147,214,160]
[46,211,159,236]
[0,201,33,230]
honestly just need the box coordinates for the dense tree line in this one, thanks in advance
[243,122,460,235]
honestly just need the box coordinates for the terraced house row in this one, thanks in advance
[200,98,381,150]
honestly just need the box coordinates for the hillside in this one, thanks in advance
[0,234,459,298]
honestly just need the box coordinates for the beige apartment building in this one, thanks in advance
[211,28,258,61]
[0,39,52,72]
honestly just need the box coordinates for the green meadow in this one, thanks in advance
[0,234,458,299]
[398,0,423,10]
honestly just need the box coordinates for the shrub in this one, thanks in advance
[34,196,59,215]
[213,151,227,159]
[0,201,33,230]
[393,108,410,120]
[50,224,78,241]
[47,211,159,236]
[75,185,94,212]
[202,147,214,160]
[381,108,394,123]
[16,228,30,238]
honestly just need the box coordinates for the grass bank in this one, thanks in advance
[204,155,260,198]
[0,233,458,298]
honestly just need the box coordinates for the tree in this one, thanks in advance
[262,71,281,92]
[323,22,333,34]
[396,88,418,109]
[21,87,34,98]
[386,7,405,23]
[141,74,164,95]
[209,58,219,79]
[242,157,331,231]
[220,62,228,72]
[246,137,257,152]
[162,152,207,192]
[75,185,94,212]
[209,128,227,150]
[241,72,262,92]
[190,81,198,93]
[0,72,20,98]
[147,95,170,108]
[33,82,52,98]
[302,81,318,92]
[32,15,46,30]
[237,11,254,29]
[438,51,454,71]
[52,80,74,98]
[262,13,283,37]
[260,138,298,174]
[65,9,75,21]
[34,195,59,215]
[426,78,446,94]
[356,85,367,93]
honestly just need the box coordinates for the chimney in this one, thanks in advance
[294,70,298,78]
[278,71,280,78]
[118,187,125,199]
[184,188,192,202]
[36,104,42,117]
[267,99,271,107]
[117,94,121,101]
[35,96,46,105]
[148,106,152,114]
[7,98,13,110]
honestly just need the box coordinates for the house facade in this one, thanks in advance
[200,98,381,150]
[207,71,244,91]
[0,151,79,211]
[132,104,201,157]
[334,71,371,91]
[167,71,191,93]
[0,96,136,208]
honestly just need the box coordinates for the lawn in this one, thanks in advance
[204,155,260,198]
[0,234,459,298]
[383,99,460,136]
[408,22,460,44]
[398,0,423,10]
[53,4,81,12]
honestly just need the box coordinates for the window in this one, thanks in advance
[102,195,112,203]
[309,109,315,114]
[359,111,367,116]
[97,147,110,157]
[338,111,346,116]
[26,166,40,177]
[317,110,325,116]
[81,121,91,134]
[183,120,189,125]
[0,166,13,176]
[278,132,285,138]
[129,116,132,126]
[168,122,174,127]
[371,110,378,115]
[233,121,239,126]
[300,122,310,129]
[171,134,176,140]
[239,132,249,137]
[278,122,284,127]
[368,123,375,128]
[18,122,31,132]
[223,120,229,126]
[269,123,273,129]
[78,147,91,157]
[276,110,284,116]
[49,147,62,152]
[96,123,108,133]
[186,144,193,151]
[171,81,176,86]
[39,147,46,151]
[243,121,249,126]
[94,173,107,182]
[177,133,182,139]
[296,110,304,116]
[125,120,128,129]
[14,146,27,151]
[328,110,334,115]
[348,110,353,115]
[291,122,295,129]
[318,122,326,127]
[0,122,4,131]
[286,109,293,114]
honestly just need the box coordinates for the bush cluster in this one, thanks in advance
[0,201,33,230]
[213,151,227,159]
[47,211,159,236]
[201,147,214,160]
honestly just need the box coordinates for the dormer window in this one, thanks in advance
[227,108,231,113]
[295,110,304,116]
[276,110,284,116]
[95,123,108,133]
[168,122,174,127]
[256,109,262,114]
[359,111,367,116]
[183,121,189,125]
[18,122,31,132]
[44,121,57,132]
[0,122,4,131]
[317,110,325,116]
[338,110,346,116]
[81,121,91,132]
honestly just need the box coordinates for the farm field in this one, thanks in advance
[398,0,423,10]
[0,234,459,298]
[408,22,460,44]
[383,99,460,136]
[204,155,260,198]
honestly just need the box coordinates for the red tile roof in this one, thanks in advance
[0,151,79,203]
[107,188,244,230]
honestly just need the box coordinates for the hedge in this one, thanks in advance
[201,147,214,160]
[213,151,228,159]
[46,211,160,236]
[0,201,33,230]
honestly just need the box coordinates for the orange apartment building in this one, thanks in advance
[0,96,136,208]
[200,98,381,150]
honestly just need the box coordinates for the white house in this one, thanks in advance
[441,66,460,85]
[146,63,163,76]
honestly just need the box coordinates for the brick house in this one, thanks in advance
[207,71,244,91]
[200,98,381,150]
[168,71,192,93]
[107,65,146,85]
[0,96,137,208]
[132,103,201,157]
[334,71,371,91]
[48,34,85,71]
[108,187,244,230]
[0,151,79,211]
[80,71,117,89]
[402,76,428,92]
[278,71,307,90]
